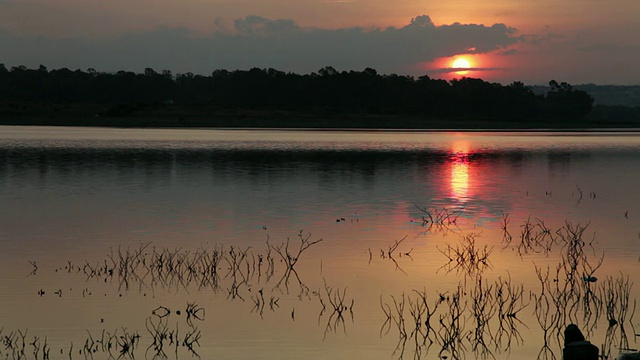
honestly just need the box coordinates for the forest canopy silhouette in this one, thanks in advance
[0,64,621,128]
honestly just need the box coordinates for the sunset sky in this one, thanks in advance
[1,0,638,84]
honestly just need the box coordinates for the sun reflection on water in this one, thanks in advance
[450,140,470,202]
[451,161,469,200]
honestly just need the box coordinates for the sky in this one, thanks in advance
[0,0,638,85]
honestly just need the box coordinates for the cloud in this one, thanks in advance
[234,16,300,36]
[577,44,640,53]
[0,15,521,74]
[522,32,561,45]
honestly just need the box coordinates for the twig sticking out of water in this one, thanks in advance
[600,274,635,358]
[377,236,412,274]
[504,216,558,256]
[436,284,467,360]
[500,212,513,247]
[0,329,27,360]
[146,316,173,358]
[575,185,584,204]
[437,232,493,277]
[27,261,38,277]
[414,205,463,233]
[523,219,637,360]
[29,335,50,360]
[271,231,323,296]
[493,275,528,351]
[185,302,205,327]
[51,230,324,318]
[320,279,354,340]
[531,266,562,360]
[270,230,323,271]
[380,273,535,360]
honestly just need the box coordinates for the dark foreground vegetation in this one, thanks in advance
[1,64,638,129]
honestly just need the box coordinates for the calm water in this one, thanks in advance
[1,126,639,359]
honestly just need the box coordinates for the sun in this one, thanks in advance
[452,58,471,75]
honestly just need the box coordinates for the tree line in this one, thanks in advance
[0,64,595,122]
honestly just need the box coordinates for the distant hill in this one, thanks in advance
[531,84,640,107]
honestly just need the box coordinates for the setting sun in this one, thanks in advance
[452,58,471,75]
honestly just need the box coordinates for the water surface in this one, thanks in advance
[1,126,639,359]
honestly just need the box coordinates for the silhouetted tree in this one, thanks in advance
[318,66,338,77]
[144,68,157,77]
[0,65,605,125]
[546,80,594,120]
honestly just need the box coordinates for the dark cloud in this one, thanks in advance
[522,32,561,45]
[0,15,521,74]
[234,16,300,35]
[577,44,640,53]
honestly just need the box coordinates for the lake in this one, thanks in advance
[1,126,639,359]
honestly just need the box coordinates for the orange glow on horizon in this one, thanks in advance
[417,52,506,81]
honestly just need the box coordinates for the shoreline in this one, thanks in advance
[1,118,640,132]
[2,104,639,132]
[3,124,640,133]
